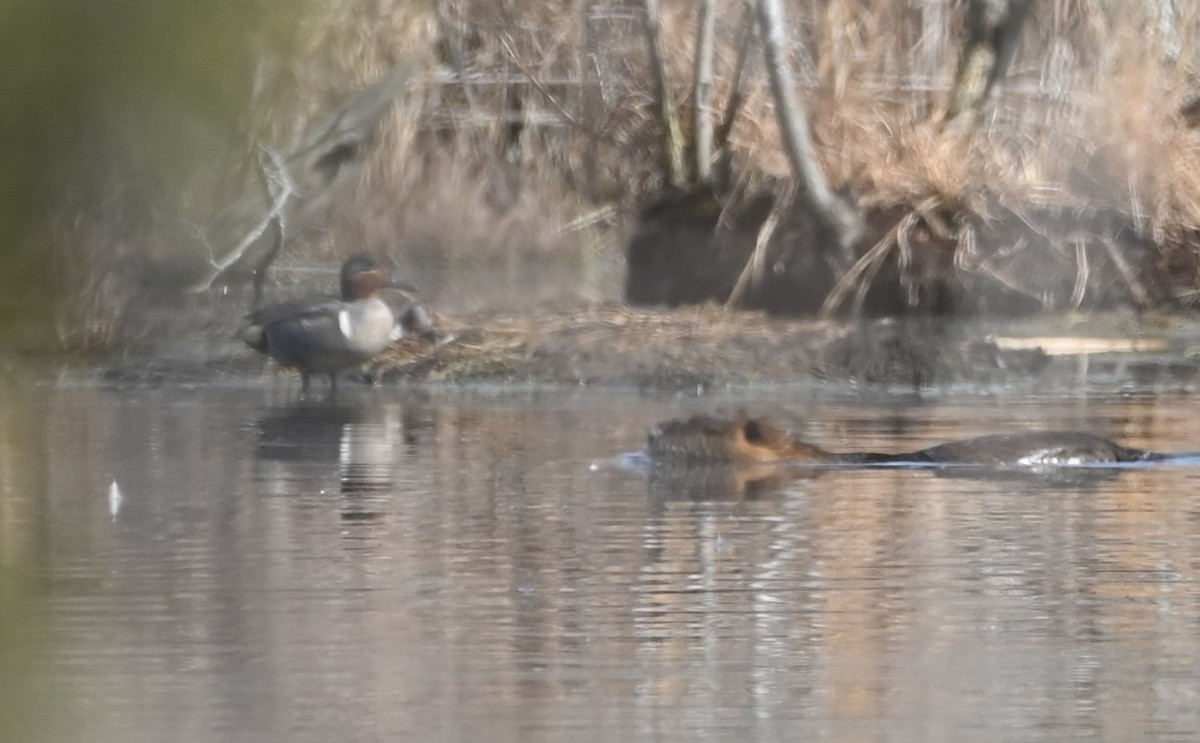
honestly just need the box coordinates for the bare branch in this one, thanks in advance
[194,63,415,297]
[194,145,294,291]
[727,202,781,307]
[716,5,756,151]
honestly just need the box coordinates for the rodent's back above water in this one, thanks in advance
[646,415,1165,467]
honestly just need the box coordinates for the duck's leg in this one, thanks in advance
[329,372,339,394]
[300,371,311,393]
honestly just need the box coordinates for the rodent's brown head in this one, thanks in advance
[646,414,828,464]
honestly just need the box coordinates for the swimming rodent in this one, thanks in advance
[646,414,1166,467]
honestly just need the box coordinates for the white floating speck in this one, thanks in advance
[108,479,123,521]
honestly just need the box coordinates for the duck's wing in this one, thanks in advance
[240,295,344,352]
[245,295,343,327]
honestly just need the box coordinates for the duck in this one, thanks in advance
[240,255,413,391]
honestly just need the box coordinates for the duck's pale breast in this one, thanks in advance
[338,298,396,356]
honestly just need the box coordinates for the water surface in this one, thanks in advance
[4,379,1200,742]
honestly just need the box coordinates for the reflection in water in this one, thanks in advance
[256,402,395,489]
[620,452,820,502]
[8,385,1200,741]
[634,454,1128,503]
[253,399,426,524]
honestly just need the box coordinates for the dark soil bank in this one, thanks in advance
[624,188,1199,319]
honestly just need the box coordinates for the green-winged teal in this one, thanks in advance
[241,255,413,391]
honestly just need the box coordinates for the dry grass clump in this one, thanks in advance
[371,334,529,383]
[365,301,1057,388]
[367,302,809,384]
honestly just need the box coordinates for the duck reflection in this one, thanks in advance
[253,400,420,517]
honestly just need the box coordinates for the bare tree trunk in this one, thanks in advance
[754,0,861,253]
[692,0,718,183]
[944,0,1033,134]
[715,6,756,151]
[641,0,688,188]
[575,0,600,200]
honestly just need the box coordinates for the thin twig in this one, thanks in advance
[726,204,780,307]
[498,32,594,136]
[975,262,1044,302]
[912,196,953,239]
[953,221,977,271]
[822,221,901,316]
[1069,238,1088,308]
[1099,235,1152,307]
[895,211,920,307]
[970,238,1043,302]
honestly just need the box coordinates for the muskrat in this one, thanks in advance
[646,414,882,464]
[646,414,1169,467]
